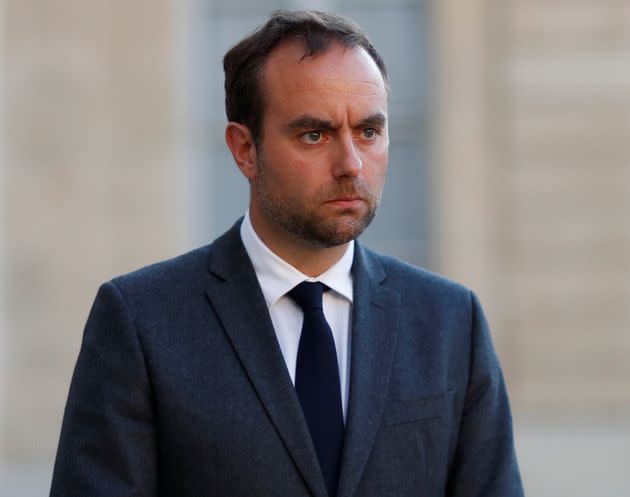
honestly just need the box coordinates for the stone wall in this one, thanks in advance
[434,0,630,414]
[503,1,630,413]
[1,0,178,463]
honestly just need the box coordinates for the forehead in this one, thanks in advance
[261,41,387,116]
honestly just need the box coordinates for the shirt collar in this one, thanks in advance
[240,211,354,308]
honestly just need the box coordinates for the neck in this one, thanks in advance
[249,211,350,277]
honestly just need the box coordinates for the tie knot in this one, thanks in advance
[288,281,327,311]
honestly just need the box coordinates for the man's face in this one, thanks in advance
[250,40,389,250]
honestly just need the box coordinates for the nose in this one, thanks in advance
[332,136,362,178]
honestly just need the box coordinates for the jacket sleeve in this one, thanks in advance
[50,281,157,497]
[446,291,525,497]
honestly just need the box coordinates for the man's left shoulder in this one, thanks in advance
[361,244,468,292]
[358,244,474,310]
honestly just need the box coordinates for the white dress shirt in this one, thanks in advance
[240,212,353,419]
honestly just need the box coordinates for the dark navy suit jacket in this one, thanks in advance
[50,220,524,497]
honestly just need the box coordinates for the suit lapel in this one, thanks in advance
[337,243,400,497]
[204,221,328,497]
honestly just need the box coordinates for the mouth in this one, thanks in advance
[325,196,364,209]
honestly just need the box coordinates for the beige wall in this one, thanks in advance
[433,0,630,414]
[1,0,178,462]
[505,2,630,413]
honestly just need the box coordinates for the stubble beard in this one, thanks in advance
[255,156,381,249]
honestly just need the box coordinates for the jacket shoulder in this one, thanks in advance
[108,244,213,304]
[363,246,472,300]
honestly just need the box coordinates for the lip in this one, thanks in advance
[325,197,364,209]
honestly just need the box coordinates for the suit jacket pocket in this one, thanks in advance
[383,390,453,426]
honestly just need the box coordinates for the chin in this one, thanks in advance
[304,216,372,248]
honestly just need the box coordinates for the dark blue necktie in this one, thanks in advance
[288,282,344,497]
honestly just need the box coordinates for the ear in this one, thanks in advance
[225,122,257,180]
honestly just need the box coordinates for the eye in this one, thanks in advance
[362,128,378,139]
[299,130,323,144]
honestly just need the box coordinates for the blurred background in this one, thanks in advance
[1,0,629,495]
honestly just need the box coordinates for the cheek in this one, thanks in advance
[265,163,314,200]
[279,154,327,191]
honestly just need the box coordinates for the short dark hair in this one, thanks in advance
[223,9,389,148]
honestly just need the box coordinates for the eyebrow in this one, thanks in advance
[285,115,336,132]
[285,112,387,132]
[356,113,387,130]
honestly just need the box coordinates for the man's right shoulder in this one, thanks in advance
[100,243,217,312]
[106,219,244,302]
[114,243,211,286]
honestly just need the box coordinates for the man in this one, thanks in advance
[50,10,524,497]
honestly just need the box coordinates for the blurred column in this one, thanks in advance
[432,0,496,297]
[2,0,178,465]
[431,0,515,369]
[175,0,221,249]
